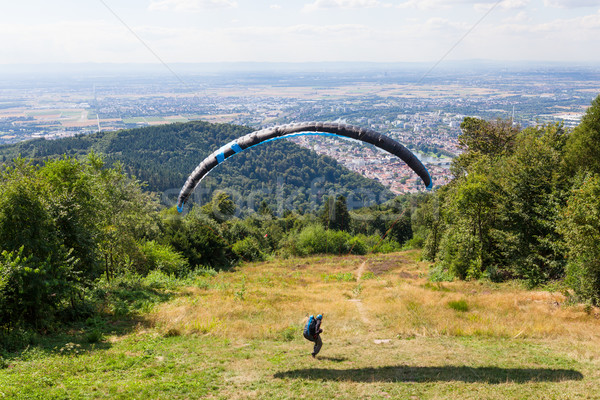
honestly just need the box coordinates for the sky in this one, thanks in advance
[1,0,600,65]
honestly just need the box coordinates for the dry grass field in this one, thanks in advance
[151,251,600,341]
[2,250,600,399]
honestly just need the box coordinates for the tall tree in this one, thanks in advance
[321,195,350,231]
[565,95,600,175]
[560,174,600,305]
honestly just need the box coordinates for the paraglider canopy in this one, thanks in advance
[177,122,433,212]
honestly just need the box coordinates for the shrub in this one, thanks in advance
[371,239,402,254]
[429,263,454,282]
[85,329,104,344]
[346,236,368,255]
[143,270,181,290]
[293,225,353,255]
[232,236,266,262]
[0,247,75,329]
[134,241,189,276]
[0,327,37,352]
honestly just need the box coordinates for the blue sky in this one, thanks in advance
[2,0,599,64]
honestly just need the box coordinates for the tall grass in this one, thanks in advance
[149,251,600,342]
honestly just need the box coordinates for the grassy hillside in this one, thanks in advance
[0,121,390,211]
[1,251,598,399]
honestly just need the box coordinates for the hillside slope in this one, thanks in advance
[1,251,598,399]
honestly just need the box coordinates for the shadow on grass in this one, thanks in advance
[274,365,583,384]
[317,356,349,362]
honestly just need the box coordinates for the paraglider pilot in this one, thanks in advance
[303,314,323,357]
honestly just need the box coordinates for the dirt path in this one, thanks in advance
[349,260,393,344]
[348,261,374,331]
[356,260,367,280]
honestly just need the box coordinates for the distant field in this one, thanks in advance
[208,84,505,100]
[123,116,189,124]
[1,251,598,399]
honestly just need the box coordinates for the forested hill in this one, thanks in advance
[0,121,390,211]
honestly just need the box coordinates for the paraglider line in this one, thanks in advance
[371,208,408,253]
[418,0,503,83]
[98,0,186,85]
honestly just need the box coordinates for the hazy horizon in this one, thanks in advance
[2,1,600,66]
[1,59,599,76]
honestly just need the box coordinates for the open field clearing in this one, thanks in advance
[1,251,600,399]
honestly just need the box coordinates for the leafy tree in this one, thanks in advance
[437,171,499,279]
[458,117,519,156]
[565,95,600,175]
[89,158,161,281]
[560,174,600,305]
[201,191,236,223]
[452,118,519,178]
[0,154,163,330]
[498,124,568,284]
[321,195,350,231]
[0,248,76,329]
[0,159,58,262]
[426,121,569,285]
[162,209,234,268]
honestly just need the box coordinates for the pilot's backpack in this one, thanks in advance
[303,315,316,340]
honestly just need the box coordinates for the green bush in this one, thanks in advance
[403,234,425,249]
[143,270,181,290]
[346,236,368,255]
[85,329,104,344]
[279,225,403,257]
[232,236,266,262]
[429,263,454,282]
[135,240,189,276]
[371,239,402,254]
[0,327,37,352]
[0,247,76,329]
[162,210,234,268]
[292,225,352,255]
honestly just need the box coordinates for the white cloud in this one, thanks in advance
[502,10,530,22]
[398,0,528,10]
[270,4,282,9]
[497,0,529,9]
[0,21,145,63]
[148,0,238,12]
[544,0,600,8]
[474,0,528,12]
[499,9,600,33]
[224,23,367,37]
[422,17,468,31]
[303,0,391,12]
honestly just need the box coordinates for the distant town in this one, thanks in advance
[1,63,598,193]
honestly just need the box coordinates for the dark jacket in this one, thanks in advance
[314,319,322,337]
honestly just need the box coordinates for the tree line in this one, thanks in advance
[418,95,600,305]
[0,151,420,343]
